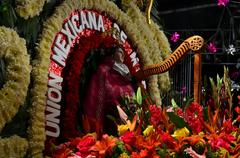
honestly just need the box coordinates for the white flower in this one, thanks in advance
[226,44,236,55]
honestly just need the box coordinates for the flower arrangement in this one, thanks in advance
[15,0,46,19]
[52,69,239,158]
[0,135,28,157]
[30,0,171,156]
[0,26,31,131]
[0,26,30,158]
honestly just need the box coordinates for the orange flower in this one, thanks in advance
[90,134,117,157]
[53,148,72,158]
[135,133,161,151]
[127,115,138,132]
[181,135,205,146]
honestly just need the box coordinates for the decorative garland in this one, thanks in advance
[126,3,171,105]
[0,26,31,131]
[15,0,46,19]
[0,26,30,158]
[30,0,171,156]
[0,135,28,157]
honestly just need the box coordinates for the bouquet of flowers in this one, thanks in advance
[52,69,239,158]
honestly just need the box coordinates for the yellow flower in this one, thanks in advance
[118,125,129,136]
[198,132,205,137]
[172,127,190,140]
[118,152,130,158]
[15,0,46,19]
[143,125,154,136]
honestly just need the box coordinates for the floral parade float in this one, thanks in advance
[0,0,239,158]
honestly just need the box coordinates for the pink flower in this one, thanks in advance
[207,42,217,54]
[181,86,187,94]
[171,32,180,42]
[218,0,229,7]
[184,147,206,158]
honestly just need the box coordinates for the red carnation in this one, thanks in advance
[184,102,204,133]
[120,131,136,146]
[149,105,162,127]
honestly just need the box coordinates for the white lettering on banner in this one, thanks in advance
[112,23,127,43]
[61,22,76,45]
[80,11,90,29]
[71,14,82,33]
[46,74,62,137]
[68,20,77,37]
[48,87,61,103]
[55,33,70,53]
[48,72,63,91]
[87,12,97,30]
[46,106,60,124]
[47,99,61,110]
[97,15,105,32]
[130,51,140,67]
[46,121,60,137]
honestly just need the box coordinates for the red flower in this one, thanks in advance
[149,105,162,127]
[176,108,184,118]
[76,135,96,154]
[53,148,72,158]
[222,119,238,134]
[184,102,204,133]
[207,133,236,152]
[159,131,176,149]
[120,131,136,146]
[210,138,230,151]
[131,150,160,158]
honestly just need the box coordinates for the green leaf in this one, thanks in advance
[184,97,194,110]
[0,3,17,27]
[0,3,8,12]
[106,115,117,125]
[171,98,178,108]
[209,77,215,90]
[136,87,142,105]
[167,112,190,129]
[203,107,209,121]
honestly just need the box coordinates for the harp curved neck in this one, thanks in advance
[136,35,204,79]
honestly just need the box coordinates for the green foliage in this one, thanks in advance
[223,66,232,113]
[209,74,222,108]
[156,146,167,158]
[167,112,189,129]
[112,141,129,158]
[136,87,142,105]
[171,98,178,108]
[183,97,194,111]
[0,1,17,28]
